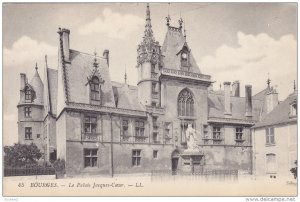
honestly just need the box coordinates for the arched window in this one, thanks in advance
[90,76,100,101]
[178,89,194,117]
[25,87,32,103]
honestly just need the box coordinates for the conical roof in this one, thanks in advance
[29,65,44,105]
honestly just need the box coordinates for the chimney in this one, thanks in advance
[103,49,109,67]
[58,28,70,62]
[232,80,240,97]
[224,81,232,117]
[20,73,26,90]
[266,88,279,114]
[245,85,253,117]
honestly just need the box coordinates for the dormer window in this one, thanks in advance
[290,102,297,117]
[90,76,100,101]
[181,52,190,71]
[25,87,33,103]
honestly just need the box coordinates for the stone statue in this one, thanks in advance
[185,124,197,151]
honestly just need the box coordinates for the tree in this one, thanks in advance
[290,160,297,179]
[4,143,42,167]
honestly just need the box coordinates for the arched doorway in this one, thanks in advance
[171,150,180,175]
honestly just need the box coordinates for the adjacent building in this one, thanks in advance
[252,86,297,180]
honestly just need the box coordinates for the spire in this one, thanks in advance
[137,3,160,66]
[144,3,153,38]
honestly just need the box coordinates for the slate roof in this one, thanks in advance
[253,92,297,128]
[111,81,144,111]
[253,88,268,100]
[161,27,201,74]
[66,49,115,107]
[29,70,44,105]
[208,91,265,121]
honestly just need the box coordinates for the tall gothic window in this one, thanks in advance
[90,76,100,101]
[178,89,194,117]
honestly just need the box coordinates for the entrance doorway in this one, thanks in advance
[171,150,180,175]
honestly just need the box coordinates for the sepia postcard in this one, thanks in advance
[2,2,298,198]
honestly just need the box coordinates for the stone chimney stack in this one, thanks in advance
[58,28,70,62]
[20,73,26,90]
[245,85,253,117]
[266,88,279,114]
[224,81,232,117]
[232,80,240,97]
[103,49,109,67]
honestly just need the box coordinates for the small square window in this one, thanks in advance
[24,107,31,117]
[37,134,40,139]
[153,150,158,158]
[25,127,32,140]
[132,149,141,166]
[84,149,98,167]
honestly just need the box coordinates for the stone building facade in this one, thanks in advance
[17,4,286,177]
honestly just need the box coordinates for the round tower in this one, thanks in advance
[137,3,161,107]
[17,63,45,157]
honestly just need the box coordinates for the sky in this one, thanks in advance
[3,3,297,145]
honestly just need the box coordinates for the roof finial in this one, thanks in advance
[166,3,171,26]
[146,3,150,20]
[184,20,187,39]
[294,80,296,92]
[93,49,99,68]
[124,65,127,84]
[45,55,48,68]
[35,62,38,71]
[178,18,183,30]
[267,73,271,89]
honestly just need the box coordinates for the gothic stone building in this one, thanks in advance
[17,5,278,176]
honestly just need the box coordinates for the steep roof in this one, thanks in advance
[208,91,265,121]
[29,69,44,105]
[111,81,144,111]
[65,49,115,107]
[161,27,201,74]
[253,92,297,128]
[253,88,268,100]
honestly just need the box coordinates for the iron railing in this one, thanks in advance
[4,167,55,177]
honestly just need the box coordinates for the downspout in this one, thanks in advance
[110,113,114,178]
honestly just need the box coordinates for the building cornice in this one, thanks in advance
[160,68,212,85]
[17,103,44,108]
[65,102,147,117]
[252,118,297,129]
[208,117,256,126]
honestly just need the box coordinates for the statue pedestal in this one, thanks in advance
[180,150,205,174]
